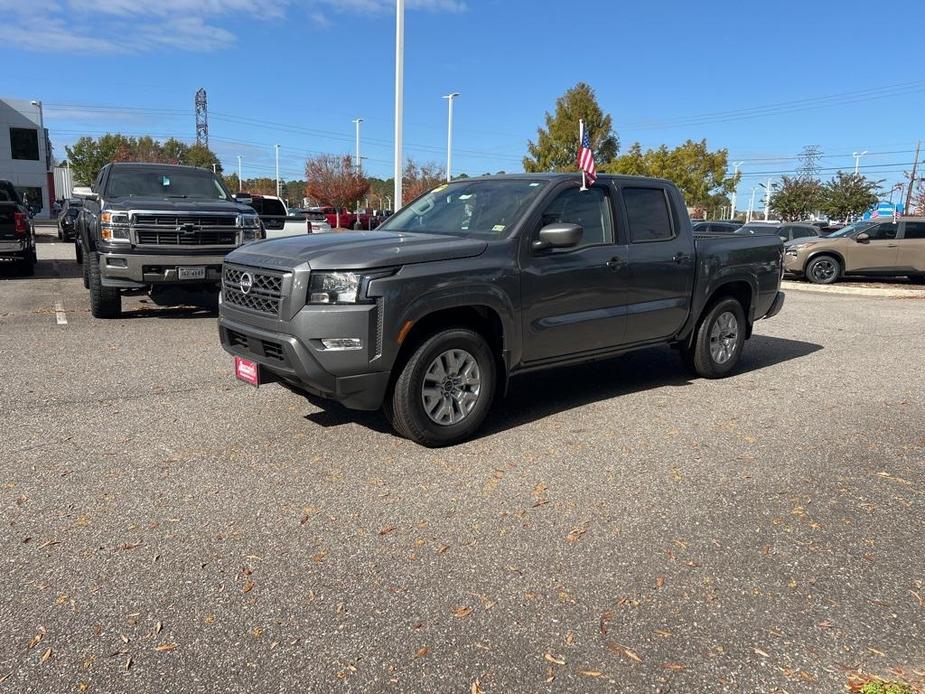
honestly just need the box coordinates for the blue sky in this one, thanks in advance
[3,0,924,209]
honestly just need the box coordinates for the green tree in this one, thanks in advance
[184,143,220,172]
[821,171,881,221]
[607,139,738,210]
[66,133,132,184]
[223,172,240,193]
[523,82,619,173]
[769,176,825,221]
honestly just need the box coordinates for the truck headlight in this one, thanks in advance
[100,211,130,242]
[237,213,262,241]
[309,272,362,304]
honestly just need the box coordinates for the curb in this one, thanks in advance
[781,280,925,299]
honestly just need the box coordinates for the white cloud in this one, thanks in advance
[2,0,465,53]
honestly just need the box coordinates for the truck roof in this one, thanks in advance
[455,173,678,186]
[105,162,216,173]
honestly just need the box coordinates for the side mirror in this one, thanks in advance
[856,232,870,243]
[533,222,583,251]
[72,186,98,200]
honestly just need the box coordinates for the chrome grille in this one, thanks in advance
[222,265,284,316]
[134,214,237,227]
[137,230,237,245]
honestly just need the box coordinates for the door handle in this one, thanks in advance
[604,257,622,271]
[673,252,689,263]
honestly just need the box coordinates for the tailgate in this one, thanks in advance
[0,204,18,240]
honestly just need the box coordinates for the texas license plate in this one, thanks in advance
[178,266,206,280]
[234,356,259,387]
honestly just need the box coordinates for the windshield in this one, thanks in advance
[736,224,779,235]
[826,220,876,238]
[106,169,231,200]
[378,179,549,237]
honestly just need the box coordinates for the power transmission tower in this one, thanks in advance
[797,145,823,180]
[195,88,208,148]
[904,140,921,214]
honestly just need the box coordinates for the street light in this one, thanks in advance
[442,92,459,182]
[393,0,404,210]
[747,185,759,222]
[353,118,363,227]
[730,161,743,220]
[853,150,868,175]
[759,178,776,221]
[237,155,243,192]
[275,144,280,197]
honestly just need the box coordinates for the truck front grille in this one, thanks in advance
[134,214,237,227]
[137,230,237,246]
[222,265,285,316]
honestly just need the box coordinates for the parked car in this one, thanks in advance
[784,217,925,284]
[0,179,36,275]
[288,208,332,234]
[692,220,742,233]
[315,206,356,230]
[218,173,785,446]
[776,223,821,243]
[58,204,82,241]
[73,162,263,318]
[235,194,292,239]
[735,222,781,236]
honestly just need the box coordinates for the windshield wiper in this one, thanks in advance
[166,194,189,199]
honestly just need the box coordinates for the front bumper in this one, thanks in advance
[98,250,229,287]
[218,301,390,411]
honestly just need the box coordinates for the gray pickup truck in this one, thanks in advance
[219,174,785,445]
[74,163,263,318]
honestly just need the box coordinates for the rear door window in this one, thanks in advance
[261,198,286,216]
[622,187,674,242]
[902,222,925,239]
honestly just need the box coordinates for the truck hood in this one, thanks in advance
[105,197,252,214]
[224,230,488,272]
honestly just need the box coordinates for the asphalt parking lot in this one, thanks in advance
[2,235,923,693]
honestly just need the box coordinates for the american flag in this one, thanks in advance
[578,130,597,185]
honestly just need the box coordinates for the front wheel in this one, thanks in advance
[806,255,841,284]
[88,252,121,318]
[683,298,746,379]
[386,328,496,446]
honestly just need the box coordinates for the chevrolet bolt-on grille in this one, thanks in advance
[137,230,237,245]
[222,265,285,316]
[133,213,239,247]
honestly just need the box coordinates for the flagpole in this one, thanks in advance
[579,119,587,191]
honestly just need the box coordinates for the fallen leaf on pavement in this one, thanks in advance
[379,525,396,536]
[565,524,589,543]
[656,576,666,589]
[654,628,672,637]
[40,648,53,663]
[242,579,255,594]
[453,606,472,619]
[38,540,60,549]
[154,643,177,652]
[471,679,483,694]
[415,646,429,658]
[607,643,642,663]
[867,647,886,657]
[599,611,614,635]
[662,662,685,670]
[579,670,604,678]
[544,653,565,665]
[28,628,46,649]
[753,647,770,658]
[154,621,162,634]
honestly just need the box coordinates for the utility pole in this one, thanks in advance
[237,155,243,192]
[275,144,280,198]
[730,161,743,220]
[443,92,459,182]
[904,140,921,214]
[853,150,868,175]
[352,118,363,174]
[393,0,404,211]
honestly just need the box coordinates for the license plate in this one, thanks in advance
[234,356,259,387]
[178,266,206,280]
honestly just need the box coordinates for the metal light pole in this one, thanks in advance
[853,150,868,175]
[353,118,363,226]
[730,161,743,220]
[237,155,243,191]
[747,186,758,222]
[275,144,280,197]
[762,177,774,221]
[393,0,404,210]
[442,92,459,182]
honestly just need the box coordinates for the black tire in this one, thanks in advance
[18,250,35,277]
[387,328,496,447]
[805,255,841,284]
[88,252,121,318]
[908,275,925,285]
[683,298,746,379]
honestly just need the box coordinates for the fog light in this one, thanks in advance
[320,338,363,351]
[106,258,127,268]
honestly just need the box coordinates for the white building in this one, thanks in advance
[0,97,54,219]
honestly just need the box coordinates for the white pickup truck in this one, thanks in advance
[236,194,330,239]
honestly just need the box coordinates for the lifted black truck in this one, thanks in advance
[74,163,263,318]
[219,174,785,446]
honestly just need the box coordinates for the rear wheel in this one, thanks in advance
[17,250,35,276]
[387,328,496,446]
[683,298,746,379]
[806,255,841,284]
[908,275,925,285]
[88,252,121,318]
